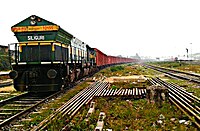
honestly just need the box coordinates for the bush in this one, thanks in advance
[0,52,10,70]
[110,66,124,72]
[111,85,117,89]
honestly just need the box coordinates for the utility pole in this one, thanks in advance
[186,48,188,59]
[190,43,192,60]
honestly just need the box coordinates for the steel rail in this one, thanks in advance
[168,82,200,103]
[31,82,99,130]
[0,92,29,106]
[0,72,9,77]
[150,77,199,110]
[68,82,108,117]
[150,64,200,78]
[0,81,13,87]
[0,91,62,128]
[65,83,104,115]
[145,65,200,83]
[156,79,200,115]
[149,78,200,128]
[31,81,109,131]
[62,82,105,115]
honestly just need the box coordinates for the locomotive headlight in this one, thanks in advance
[30,20,36,25]
[47,69,57,79]
[9,70,18,79]
[30,15,36,20]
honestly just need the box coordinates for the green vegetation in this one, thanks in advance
[110,65,124,72]
[94,64,141,78]
[186,87,200,98]
[0,51,10,71]
[70,98,197,130]
[150,61,189,68]
[150,61,200,73]
[67,64,198,130]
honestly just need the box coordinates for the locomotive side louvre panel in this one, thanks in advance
[70,37,87,64]
[76,48,79,61]
[72,47,76,62]
[68,45,72,63]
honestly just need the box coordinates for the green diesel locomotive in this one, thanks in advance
[9,15,134,92]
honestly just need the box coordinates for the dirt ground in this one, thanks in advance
[0,79,16,92]
[104,75,147,83]
[0,85,16,92]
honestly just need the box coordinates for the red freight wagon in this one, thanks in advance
[94,48,108,66]
[95,48,136,67]
[107,56,112,65]
[108,56,115,65]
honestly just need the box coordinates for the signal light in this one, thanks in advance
[37,18,41,22]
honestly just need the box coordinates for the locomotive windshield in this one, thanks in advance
[20,45,51,62]
[9,42,68,64]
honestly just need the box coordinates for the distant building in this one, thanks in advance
[130,53,141,59]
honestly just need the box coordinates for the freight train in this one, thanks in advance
[9,15,135,92]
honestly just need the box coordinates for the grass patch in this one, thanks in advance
[94,64,142,78]
[70,98,197,130]
[150,61,200,73]
[19,64,200,130]
[110,66,124,72]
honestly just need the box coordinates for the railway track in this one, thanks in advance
[31,81,109,131]
[0,92,24,102]
[0,72,12,87]
[0,69,97,130]
[148,77,200,128]
[0,81,12,88]
[0,72,9,77]
[95,88,146,98]
[0,91,62,130]
[145,64,200,83]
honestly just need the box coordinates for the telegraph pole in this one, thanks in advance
[186,48,188,59]
[190,43,192,60]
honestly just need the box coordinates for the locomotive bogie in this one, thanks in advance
[10,64,64,92]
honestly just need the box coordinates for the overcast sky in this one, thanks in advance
[1,0,200,58]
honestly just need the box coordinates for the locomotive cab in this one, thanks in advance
[9,42,69,92]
